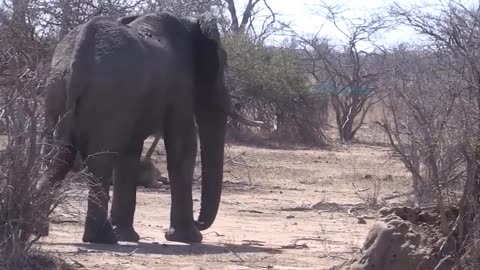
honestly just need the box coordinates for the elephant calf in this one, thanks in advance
[37,12,230,244]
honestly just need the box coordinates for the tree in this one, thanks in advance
[379,46,464,235]
[224,35,328,145]
[294,3,388,143]
[142,0,223,16]
[383,1,480,268]
[224,0,279,41]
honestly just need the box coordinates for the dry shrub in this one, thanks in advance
[0,141,43,269]
[0,51,49,268]
[457,215,480,270]
[0,54,74,270]
[462,227,480,269]
[0,101,78,270]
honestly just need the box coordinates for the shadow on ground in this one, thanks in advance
[42,241,281,256]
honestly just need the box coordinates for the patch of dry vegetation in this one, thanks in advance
[0,143,42,269]
[333,206,459,270]
[0,93,73,270]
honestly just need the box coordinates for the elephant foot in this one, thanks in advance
[82,218,118,244]
[113,226,140,242]
[165,225,202,243]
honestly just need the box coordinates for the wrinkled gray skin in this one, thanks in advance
[38,12,229,244]
[42,17,168,188]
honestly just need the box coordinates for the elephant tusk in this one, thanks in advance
[231,111,265,127]
[144,111,264,162]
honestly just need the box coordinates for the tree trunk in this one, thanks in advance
[59,0,71,39]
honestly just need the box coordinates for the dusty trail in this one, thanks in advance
[40,142,410,270]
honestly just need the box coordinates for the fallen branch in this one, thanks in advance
[433,255,452,270]
[229,160,254,168]
[242,240,266,246]
[382,191,414,200]
[50,219,78,224]
[227,249,245,263]
[280,243,309,249]
[225,151,247,163]
[238,209,264,214]
[113,248,139,257]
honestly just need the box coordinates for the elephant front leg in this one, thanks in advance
[82,155,117,244]
[163,118,202,243]
[110,145,143,242]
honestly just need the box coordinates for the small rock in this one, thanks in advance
[357,217,367,224]
[383,175,393,181]
[286,215,295,219]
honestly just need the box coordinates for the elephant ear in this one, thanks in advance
[117,15,139,25]
[194,13,229,113]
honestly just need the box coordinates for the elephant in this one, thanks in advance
[37,11,230,244]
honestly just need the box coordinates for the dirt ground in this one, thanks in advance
[39,138,411,270]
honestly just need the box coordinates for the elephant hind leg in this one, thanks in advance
[36,144,77,237]
[38,144,77,190]
[110,138,144,242]
[81,153,117,244]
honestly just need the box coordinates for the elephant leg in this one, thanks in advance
[110,139,143,242]
[163,115,201,243]
[36,144,77,236]
[81,153,117,244]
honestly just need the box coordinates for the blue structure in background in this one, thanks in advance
[311,82,370,96]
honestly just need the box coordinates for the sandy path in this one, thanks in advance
[39,143,410,270]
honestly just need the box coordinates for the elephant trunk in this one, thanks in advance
[195,109,227,231]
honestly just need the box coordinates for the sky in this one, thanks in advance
[237,0,478,49]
